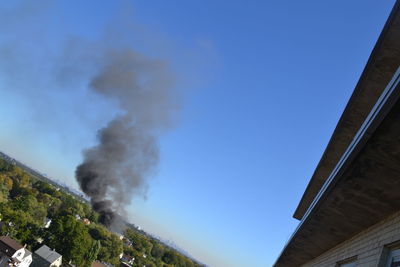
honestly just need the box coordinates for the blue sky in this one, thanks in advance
[0,1,396,266]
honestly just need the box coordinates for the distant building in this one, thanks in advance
[122,238,132,247]
[31,245,61,267]
[43,218,51,229]
[120,254,134,266]
[0,236,32,267]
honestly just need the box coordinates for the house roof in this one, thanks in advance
[0,236,23,257]
[121,254,134,261]
[275,1,400,266]
[23,248,32,258]
[92,261,110,267]
[293,0,400,221]
[276,67,400,266]
[34,245,61,263]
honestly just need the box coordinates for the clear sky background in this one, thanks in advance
[0,1,396,266]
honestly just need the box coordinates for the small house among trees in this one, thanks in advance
[0,236,32,267]
[31,245,61,267]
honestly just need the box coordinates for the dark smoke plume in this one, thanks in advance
[76,49,176,227]
[0,0,179,229]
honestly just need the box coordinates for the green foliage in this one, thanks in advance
[48,215,92,266]
[86,240,101,263]
[151,242,164,258]
[124,228,152,254]
[87,223,123,265]
[124,228,200,266]
[97,233,123,265]
[0,183,9,203]
[163,250,178,264]
[0,158,200,267]
[0,160,15,172]
[32,180,57,196]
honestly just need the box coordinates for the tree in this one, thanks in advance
[125,228,146,252]
[0,176,14,191]
[162,250,178,265]
[0,160,15,172]
[151,243,164,259]
[47,197,62,217]
[86,240,101,264]
[0,159,198,267]
[33,181,56,195]
[88,224,109,241]
[88,210,99,223]
[12,194,47,224]
[48,215,92,266]
[92,226,123,266]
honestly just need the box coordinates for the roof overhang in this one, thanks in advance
[275,66,400,267]
[275,1,400,266]
[294,0,400,221]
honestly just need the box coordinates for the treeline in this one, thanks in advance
[122,228,199,267]
[0,158,202,267]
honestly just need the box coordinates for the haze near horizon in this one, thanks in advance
[0,1,396,266]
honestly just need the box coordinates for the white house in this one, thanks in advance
[0,236,32,267]
[21,249,32,267]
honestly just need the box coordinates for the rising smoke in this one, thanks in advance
[76,49,176,227]
[0,1,179,229]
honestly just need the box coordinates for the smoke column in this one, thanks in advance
[76,48,176,227]
[0,0,180,228]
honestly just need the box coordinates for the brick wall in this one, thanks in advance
[302,211,400,267]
